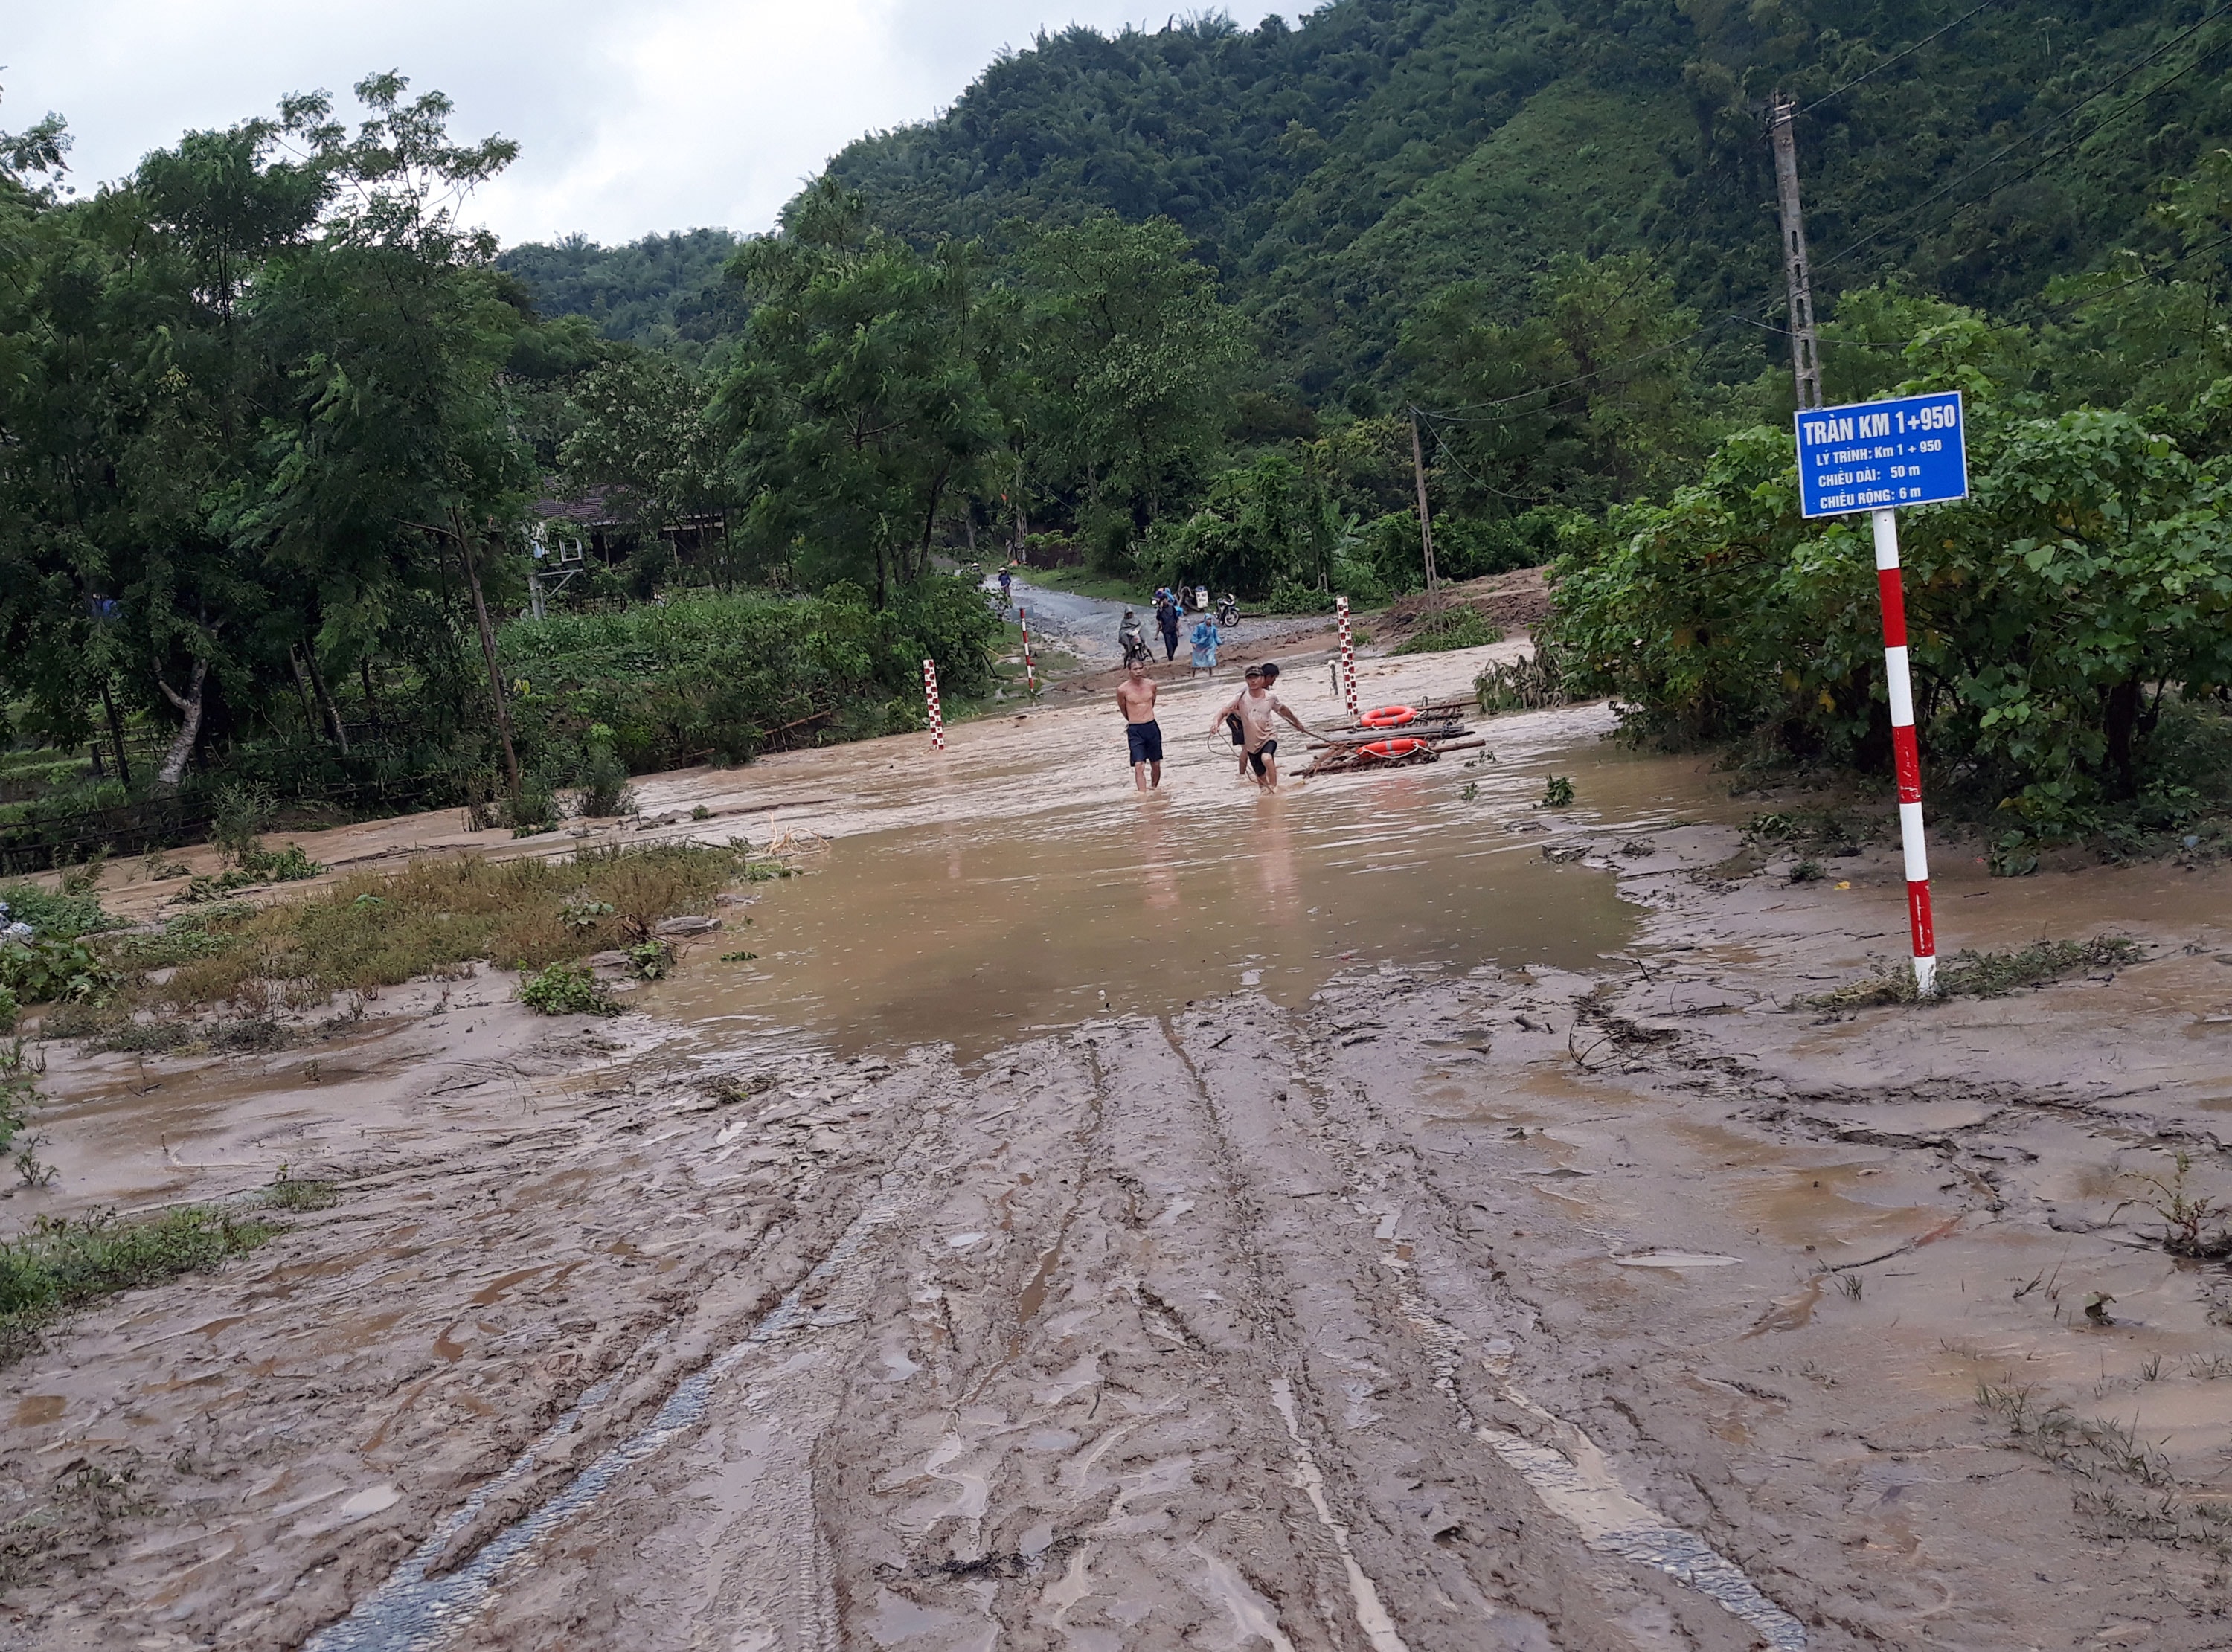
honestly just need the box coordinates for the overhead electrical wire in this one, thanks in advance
[1811,0,2232,280]
[1797,0,2005,115]
[1410,9,2232,432]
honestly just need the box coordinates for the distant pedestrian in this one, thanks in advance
[998,567,1013,608]
[1157,595,1181,661]
[1190,612,1219,672]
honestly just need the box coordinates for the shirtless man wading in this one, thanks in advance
[1211,661,1312,791]
[1116,660,1164,790]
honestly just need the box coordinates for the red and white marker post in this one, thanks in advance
[1335,596,1359,724]
[1016,605,1038,694]
[923,658,946,753]
[1871,508,1937,996]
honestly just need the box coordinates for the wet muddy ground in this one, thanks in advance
[7,640,2232,1651]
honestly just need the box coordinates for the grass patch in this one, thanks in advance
[261,1169,339,1212]
[1805,936,2142,1009]
[85,1019,195,1055]
[1390,607,1504,655]
[104,907,248,971]
[1013,566,1143,603]
[0,1206,276,1363]
[135,841,748,1015]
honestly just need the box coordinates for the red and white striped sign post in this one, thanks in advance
[1872,509,1936,994]
[922,658,945,752]
[1797,390,1965,1000]
[1016,605,1038,694]
[1335,596,1359,723]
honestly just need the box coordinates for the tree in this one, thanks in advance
[1021,214,1243,532]
[557,350,737,585]
[240,74,533,794]
[1402,254,1713,518]
[713,181,1005,605]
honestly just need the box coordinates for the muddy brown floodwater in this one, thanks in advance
[645,716,1699,1060]
[9,638,2232,1652]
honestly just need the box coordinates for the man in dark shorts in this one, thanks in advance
[1115,659,1164,790]
[1210,661,1312,791]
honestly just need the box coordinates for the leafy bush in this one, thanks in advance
[1143,454,1306,598]
[519,962,618,1016]
[0,1040,32,1148]
[577,726,636,818]
[1264,578,1337,614]
[241,843,322,883]
[623,939,673,980]
[0,937,119,1006]
[1549,379,2232,835]
[0,987,16,1033]
[501,577,999,773]
[211,781,278,870]
[0,884,115,941]
[1475,649,1567,713]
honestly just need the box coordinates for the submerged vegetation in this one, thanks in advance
[1805,936,2143,1010]
[0,841,754,1043]
[0,1206,277,1364]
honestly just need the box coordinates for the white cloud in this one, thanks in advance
[7,1,1309,246]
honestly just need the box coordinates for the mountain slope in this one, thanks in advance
[502,1,2232,395]
[820,0,2232,388]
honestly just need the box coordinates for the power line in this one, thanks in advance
[2027,227,2232,321]
[1798,0,2004,115]
[1408,312,1742,422]
[1812,0,2232,280]
[1421,420,1555,504]
[1933,27,2232,240]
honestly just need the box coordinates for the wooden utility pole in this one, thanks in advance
[1769,93,1824,411]
[1409,409,1440,599]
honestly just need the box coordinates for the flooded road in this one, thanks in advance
[10,639,2232,1652]
[647,735,1696,1060]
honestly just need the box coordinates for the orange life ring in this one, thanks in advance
[1356,737,1424,760]
[1359,704,1416,728]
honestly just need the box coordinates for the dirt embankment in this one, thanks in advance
[7,681,2232,1651]
[1373,567,1553,647]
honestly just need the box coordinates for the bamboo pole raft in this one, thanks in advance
[1301,695,1486,774]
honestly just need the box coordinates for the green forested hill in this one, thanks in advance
[496,228,743,352]
[501,2,2232,394]
[810,0,2232,390]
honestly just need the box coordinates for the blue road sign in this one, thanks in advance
[1795,390,1968,519]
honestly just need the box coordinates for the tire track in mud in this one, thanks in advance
[295,1056,952,1652]
[350,1001,1808,1651]
[812,1024,1367,1652]
[1175,989,1808,1651]
[304,1163,933,1650]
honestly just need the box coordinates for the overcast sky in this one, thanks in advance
[7,2,1310,249]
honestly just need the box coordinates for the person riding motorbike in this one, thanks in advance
[1216,593,1240,629]
[1118,608,1151,667]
